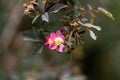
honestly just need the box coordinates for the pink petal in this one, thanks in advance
[49,44,57,50]
[50,32,56,40]
[56,30,64,42]
[58,44,65,52]
[56,30,63,37]
[45,36,50,40]
[44,41,49,45]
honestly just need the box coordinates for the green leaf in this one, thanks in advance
[32,27,40,38]
[37,45,44,54]
[48,4,68,13]
[23,36,40,42]
[42,12,49,22]
[39,0,46,13]
[22,31,36,39]
[98,7,115,20]
[22,30,41,42]
[32,44,44,55]
[41,0,47,3]
[67,0,75,6]
[32,14,40,24]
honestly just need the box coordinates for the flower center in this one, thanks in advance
[55,37,63,45]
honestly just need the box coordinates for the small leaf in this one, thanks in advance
[87,4,92,10]
[23,36,40,42]
[68,0,75,6]
[77,21,101,31]
[39,0,46,13]
[22,31,36,39]
[89,30,97,40]
[33,27,40,38]
[41,0,47,3]
[85,23,101,31]
[32,14,40,24]
[81,18,88,22]
[48,4,68,13]
[32,44,43,55]
[37,45,44,54]
[42,12,49,22]
[98,7,115,20]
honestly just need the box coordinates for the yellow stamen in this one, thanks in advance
[55,37,63,45]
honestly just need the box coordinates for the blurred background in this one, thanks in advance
[0,0,120,80]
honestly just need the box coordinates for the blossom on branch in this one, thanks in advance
[45,30,65,53]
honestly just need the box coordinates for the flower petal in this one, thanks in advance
[58,44,65,52]
[56,30,63,37]
[45,41,49,45]
[56,30,64,42]
[45,36,50,40]
[49,44,57,50]
[50,32,56,39]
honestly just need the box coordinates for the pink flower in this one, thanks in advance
[26,76,36,80]
[45,30,65,52]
